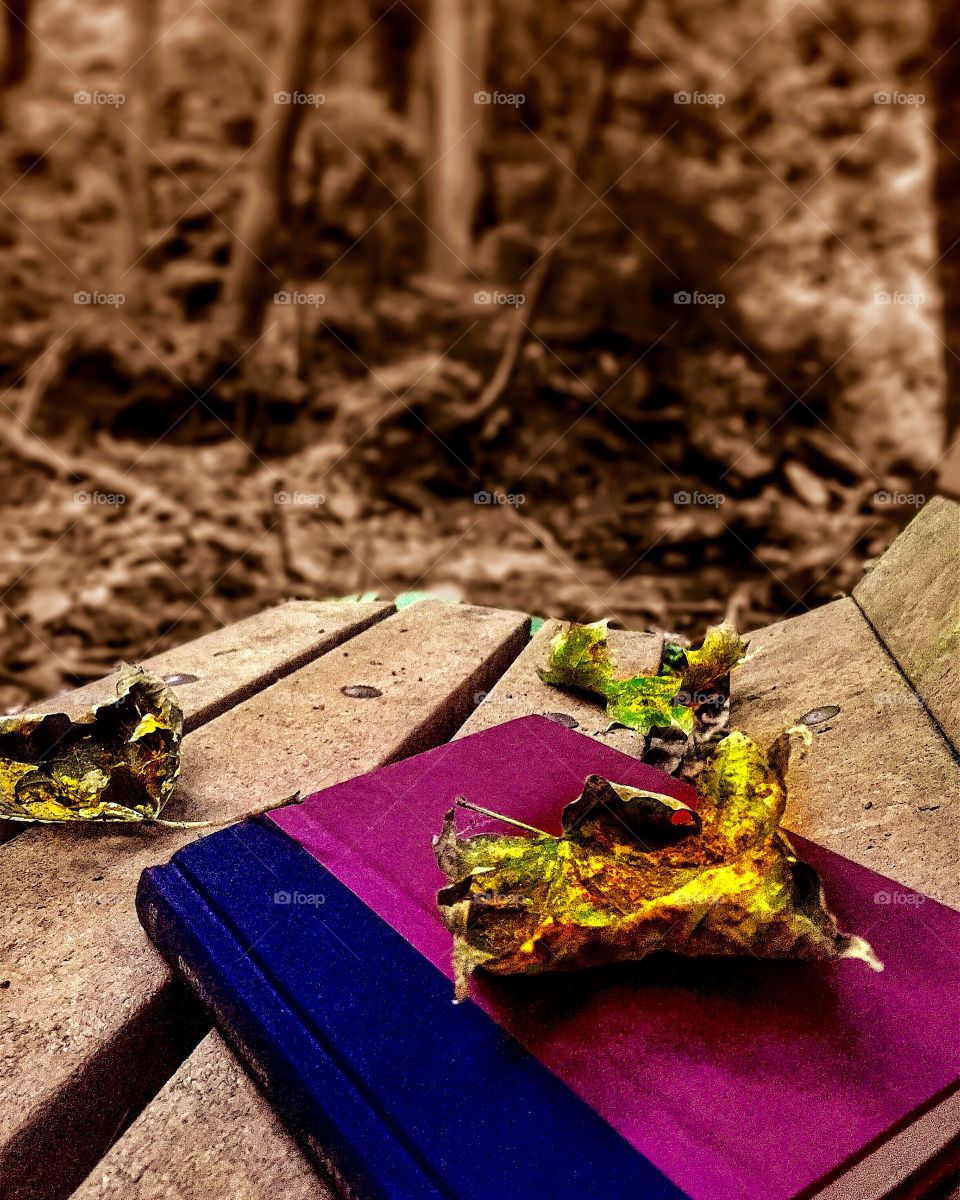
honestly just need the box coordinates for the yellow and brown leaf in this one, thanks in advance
[537,619,746,737]
[435,730,881,1001]
[0,667,183,823]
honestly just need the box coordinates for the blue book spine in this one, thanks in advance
[137,853,451,1200]
[138,818,688,1200]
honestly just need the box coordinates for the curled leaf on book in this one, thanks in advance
[0,667,183,824]
[434,727,882,1002]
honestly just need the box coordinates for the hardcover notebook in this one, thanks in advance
[138,716,960,1200]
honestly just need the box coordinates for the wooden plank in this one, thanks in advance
[457,619,662,752]
[809,1093,960,1200]
[72,1034,327,1200]
[0,601,391,845]
[1,601,529,1200]
[732,597,959,907]
[71,601,960,1200]
[854,497,960,751]
[27,601,393,731]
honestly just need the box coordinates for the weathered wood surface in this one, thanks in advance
[0,601,391,846]
[732,597,959,907]
[0,601,528,1200]
[71,1034,329,1200]
[854,497,960,751]
[70,590,960,1200]
[26,600,392,731]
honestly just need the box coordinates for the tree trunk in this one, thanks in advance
[424,0,487,279]
[931,0,960,445]
[223,0,322,346]
[124,0,162,234]
[1,0,30,89]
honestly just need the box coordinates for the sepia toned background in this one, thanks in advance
[0,0,956,712]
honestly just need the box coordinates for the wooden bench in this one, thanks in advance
[2,500,958,1200]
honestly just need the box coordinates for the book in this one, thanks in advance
[138,715,960,1200]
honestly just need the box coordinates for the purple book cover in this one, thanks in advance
[268,715,960,1200]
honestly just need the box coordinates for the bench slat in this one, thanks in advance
[732,602,960,1199]
[73,1034,329,1200]
[732,597,959,908]
[853,496,960,751]
[0,601,391,844]
[1,601,528,1200]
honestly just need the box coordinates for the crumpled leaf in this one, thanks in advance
[604,674,694,737]
[665,621,748,702]
[537,619,745,738]
[536,619,614,694]
[0,667,183,823]
[435,728,881,1001]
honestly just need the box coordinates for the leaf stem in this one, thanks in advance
[455,797,549,836]
[145,792,302,829]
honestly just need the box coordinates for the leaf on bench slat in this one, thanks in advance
[0,668,182,823]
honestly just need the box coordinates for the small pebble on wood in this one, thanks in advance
[800,705,841,726]
[544,712,580,729]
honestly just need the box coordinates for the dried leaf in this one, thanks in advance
[665,621,748,701]
[604,674,694,736]
[536,619,614,693]
[0,667,183,823]
[435,728,881,1000]
[538,620,750,771]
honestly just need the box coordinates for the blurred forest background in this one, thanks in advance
[0,0,957,711]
